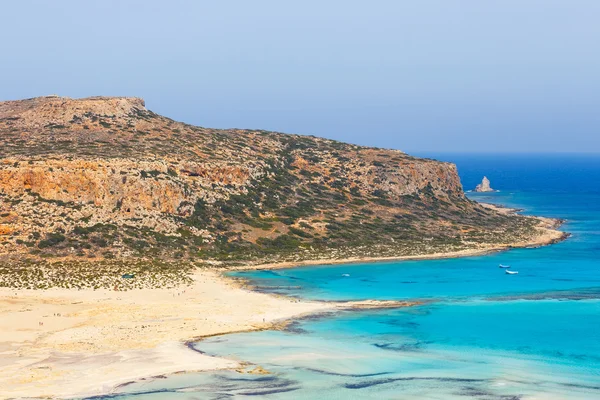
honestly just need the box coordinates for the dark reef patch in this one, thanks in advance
[344,376,486,389]
[487,287,600,301]
[373,340,429,352]
[302,367,392,378]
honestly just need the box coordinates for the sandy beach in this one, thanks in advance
[0,214,565,399]
[0,269,411,399]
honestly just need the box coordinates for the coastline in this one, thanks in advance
[0,214,566,400]
[0,270,414,400]
[223,214,567,272]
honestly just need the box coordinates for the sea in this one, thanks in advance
[92,153,600,400]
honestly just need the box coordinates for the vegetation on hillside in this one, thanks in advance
[0,96,545,288]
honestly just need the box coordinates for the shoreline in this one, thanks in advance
[0,214,566,399]
[0,270,415,400]
[223,215,567,273]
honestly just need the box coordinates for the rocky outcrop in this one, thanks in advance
[0,96,146,129]
[474,176,495,192]
[0,159,253,215]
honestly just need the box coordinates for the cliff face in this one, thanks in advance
[0,96,535,266]
[0,159,251,216]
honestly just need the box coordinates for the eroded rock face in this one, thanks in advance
[0,159,253,216]
[0,96,528,262]
[474,176,495,192]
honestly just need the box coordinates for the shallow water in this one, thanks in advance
[92,154,600,399]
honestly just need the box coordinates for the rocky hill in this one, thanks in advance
[0,96,547,288]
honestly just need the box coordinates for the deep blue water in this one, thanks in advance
[98,154,600,399]
[426,152,600,194]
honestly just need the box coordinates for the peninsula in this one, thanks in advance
[0,96,562,288]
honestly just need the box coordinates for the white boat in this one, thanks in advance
[341,273,350,277]
[499,264,511,268]
[505,270,519,275]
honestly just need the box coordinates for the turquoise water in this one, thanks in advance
[94,154,600,399]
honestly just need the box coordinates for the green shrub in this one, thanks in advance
[38,233,66,248]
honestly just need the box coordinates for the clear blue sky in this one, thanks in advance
[2,1,599,153]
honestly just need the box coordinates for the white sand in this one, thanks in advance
[0,270,410,399]
[0,270,331,399]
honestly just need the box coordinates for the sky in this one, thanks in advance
[1,0,599,153]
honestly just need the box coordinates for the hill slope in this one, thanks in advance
[0,96,556,288]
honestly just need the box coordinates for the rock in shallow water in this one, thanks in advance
[474,176,496,192]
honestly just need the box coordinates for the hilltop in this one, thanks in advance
[0,96,561,288]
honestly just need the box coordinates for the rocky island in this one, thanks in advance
[0,96,566,399]
[474,176,496,192]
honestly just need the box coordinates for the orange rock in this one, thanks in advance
[0,225,13,235]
